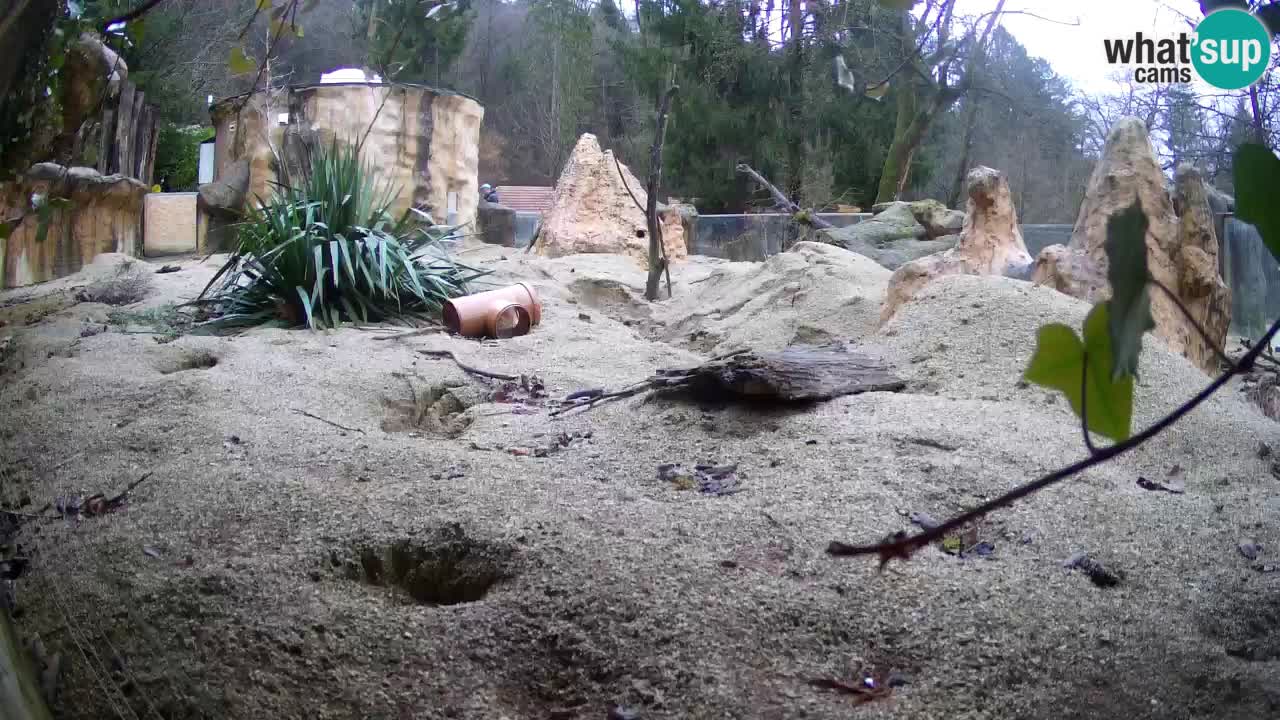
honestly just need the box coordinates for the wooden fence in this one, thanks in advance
[91,78,159,185]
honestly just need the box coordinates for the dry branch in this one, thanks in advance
[734,164,835,230]
[645,86,679,301]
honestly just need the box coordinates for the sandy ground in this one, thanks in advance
[2,242,1280,720]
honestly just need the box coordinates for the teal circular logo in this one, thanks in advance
[1193,8,1272,90]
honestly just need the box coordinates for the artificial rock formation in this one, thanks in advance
[477,199,517,247]
[1030,118,1230,375]
[824,200,963,270]
[210,84,484,229]
[907,199,966,239]
[536,134,687,264]
[1172,163,1232,373]
[880,166,1033,324]
[197,158,250,253]
[0,163,147,288]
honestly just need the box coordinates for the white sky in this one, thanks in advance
[954,0,1201,93]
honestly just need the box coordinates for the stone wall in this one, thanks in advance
[143,192,198,256]
[0,164,147,289]
[209,83,484,229]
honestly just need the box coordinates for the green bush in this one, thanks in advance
[152,124,213,191]
[195,139,488,331]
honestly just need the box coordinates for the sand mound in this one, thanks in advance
[3,249,1280,720]
[657,241,890,354]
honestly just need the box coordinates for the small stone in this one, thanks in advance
[720,560,738,569]
[1239,541,1264,561]
[887,671,909,687]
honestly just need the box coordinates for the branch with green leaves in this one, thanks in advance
[828,142,1280,566]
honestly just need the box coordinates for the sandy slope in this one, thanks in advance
[2,243,1279,720]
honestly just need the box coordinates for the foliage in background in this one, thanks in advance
[355,0,473,85]
[153,124,214,191]
[195,139,489,330]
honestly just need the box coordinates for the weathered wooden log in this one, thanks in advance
[688,344,906,401]
[554,343,904,415]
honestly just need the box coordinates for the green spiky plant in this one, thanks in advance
[194,139,489,330]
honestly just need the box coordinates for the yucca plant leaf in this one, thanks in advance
[194,139,476,332]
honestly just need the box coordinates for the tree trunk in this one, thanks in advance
[875,78,918,205]
[785,0,805,204]
[644,85,678,301]
[876,0,1004,205]
[947,95,980,207]
[1250,84,1267,146]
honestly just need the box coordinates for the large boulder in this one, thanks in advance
[881,166,1033,324]
[909,199,966,239]
[197,159,250,218]
[477,199,517,247]
[197,158,251,253]
[1029,118,1231,375]
[828,202,926,244]
[536,134,687,264]
[820,202,941,269]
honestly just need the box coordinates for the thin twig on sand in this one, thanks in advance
[372,328,443,342]
[106,472,155,507]
[418,349,520,381]
[290,409,366,434]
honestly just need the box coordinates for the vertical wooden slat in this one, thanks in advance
[142,106,159,186]
[130,89,146,179]
[113,81,135,176]
[130,90,145,178]
[97,107,114,174]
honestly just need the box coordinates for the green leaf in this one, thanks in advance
[1024,303,1135,442]
[34,203,53,244]
[0,221,12,240]
[1103,201,1154,379]
[1235,143,1280,263]
[257,0,273,10]
[228,46,257,75]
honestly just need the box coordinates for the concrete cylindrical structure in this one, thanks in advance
[209,82,484,231]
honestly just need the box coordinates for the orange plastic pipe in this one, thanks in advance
[443,283,541,338]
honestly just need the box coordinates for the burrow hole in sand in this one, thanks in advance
[156,350,219,374]
[344,523,513,606]
[380,375,479,437]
